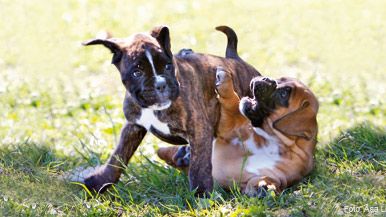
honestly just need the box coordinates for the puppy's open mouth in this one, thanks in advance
[136,89,174,110]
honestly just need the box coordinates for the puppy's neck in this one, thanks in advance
[172,58,182,81]
[264,118,294,146]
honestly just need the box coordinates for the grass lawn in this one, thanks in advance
[0,0,385,216]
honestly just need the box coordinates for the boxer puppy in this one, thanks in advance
[158,68,318,197]
[82,26,260,195]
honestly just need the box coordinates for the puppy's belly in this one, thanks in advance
[212,131,281,187]
[244,129,281,175]
[212,140,248,187]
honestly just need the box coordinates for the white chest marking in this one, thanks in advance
[244,127,280,175]
[136,108,170,134]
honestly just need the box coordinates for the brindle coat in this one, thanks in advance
[82,26,260,195]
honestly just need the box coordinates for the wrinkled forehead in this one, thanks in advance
[276,77,308,89]
[117,33,162,57]
[276,77,297,87]
[278,77,318,108]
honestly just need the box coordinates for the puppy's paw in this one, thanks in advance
[244,179,278,198]
[177,48,194,56]
[215,66,234,98]
[256,185,269,198]
[83,166,116,193]
[173,146,190,167]
[60,166,97,183]
[245,185,268,198]
[60,167,108,193]
[215,67,232,85]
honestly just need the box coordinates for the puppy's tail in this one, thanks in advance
[216,26,240,60]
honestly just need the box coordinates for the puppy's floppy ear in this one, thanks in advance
[273,100,317,140]
[82,38,122,64]
[151,26,173,58]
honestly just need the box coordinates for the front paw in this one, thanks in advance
[244,185,268,198]
[245,184,278,198]
[189,167,214,197]
[83,167,116,193]
[173,146,190,167]
[215,66,233,96]
[215,66,228,85]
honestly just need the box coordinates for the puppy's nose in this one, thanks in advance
[155,80,167,92]
[262,77,275,84]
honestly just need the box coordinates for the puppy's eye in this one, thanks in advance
[165,63,172,71]
[132,70,143,78]
[280,90,288,98]
[279,87,291,99]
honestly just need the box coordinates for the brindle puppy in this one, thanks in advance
[82,26,260,195]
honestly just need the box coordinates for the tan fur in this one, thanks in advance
[212,75,318,194]
[158,74,318,195]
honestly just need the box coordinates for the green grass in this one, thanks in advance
[0,0,385,216]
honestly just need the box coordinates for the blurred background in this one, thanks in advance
[1,0,384,154]
[0,0,385,215]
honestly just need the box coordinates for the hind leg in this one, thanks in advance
[215,67,241,113]
[244,176,281,198]
[158,69,246,172]
[215,67,248,136]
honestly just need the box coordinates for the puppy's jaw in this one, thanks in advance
[148,100,172,110]
[134,85,176,110]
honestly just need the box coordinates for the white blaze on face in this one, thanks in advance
[145,49,165,83]
[155,75,166,83]
[143,48,171,110]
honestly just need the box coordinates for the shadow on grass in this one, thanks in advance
[0,142,86,216]
[98,121,385,216]
[0,121,384,216]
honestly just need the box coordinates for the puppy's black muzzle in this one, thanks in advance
[252,77,277,101]
[240,77,278,127]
